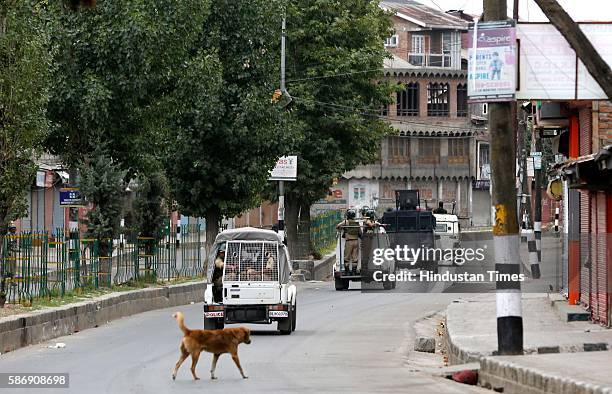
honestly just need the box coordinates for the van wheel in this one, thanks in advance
[335,277,344,291]
[383,278,393,290]
[343,279,350,290]
[291,302,297,332]
[215,320,225,330]
[279,313,292,335]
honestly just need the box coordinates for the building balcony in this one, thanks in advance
[408,52,454,68]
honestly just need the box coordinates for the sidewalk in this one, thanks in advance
[445,294,612,393]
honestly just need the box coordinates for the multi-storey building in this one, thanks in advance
[333,0,490,227]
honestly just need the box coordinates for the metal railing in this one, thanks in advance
[310,210,343,253]
[0,225,205,304]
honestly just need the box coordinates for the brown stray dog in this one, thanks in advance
[171,311,251,380]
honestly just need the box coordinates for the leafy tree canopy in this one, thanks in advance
[283,0,395,206]
[0,1,52,232]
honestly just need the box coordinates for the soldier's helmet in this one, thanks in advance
[346,209,357,220]
[366,209,377,219]
[8,222,17,232]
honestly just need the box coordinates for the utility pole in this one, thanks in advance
[277,13,287,242]
[484,0,524,355]
[533,128,543,277]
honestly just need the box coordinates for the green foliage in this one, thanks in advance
[133,171,169,240]
[282,0,395,205]
[0,1,52,231]
[79,145,126,244]
[47,0,214,175]
[164,0,297,220]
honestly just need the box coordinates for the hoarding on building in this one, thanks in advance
[467,20,517,102]
[515,23,612,100]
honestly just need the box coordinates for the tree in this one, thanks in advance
[79,145,126,285]
[47,0,215,176]
[163,0,297,253]
[279,0,395,258]
[534,0,612,99]
[0,1,52,234]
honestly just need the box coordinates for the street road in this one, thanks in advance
[0,282,486,394]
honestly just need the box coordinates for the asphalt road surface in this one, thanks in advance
[0,282,487,394]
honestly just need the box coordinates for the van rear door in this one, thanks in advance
[222,241,281,305]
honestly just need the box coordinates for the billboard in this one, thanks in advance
[467,20,517,102]
[269,156,297,181]
[516,23,612,100]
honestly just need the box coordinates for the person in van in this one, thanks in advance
[212,243,226,302]
[433,201,447,214]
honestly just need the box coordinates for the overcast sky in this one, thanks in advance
[417,0,612,22]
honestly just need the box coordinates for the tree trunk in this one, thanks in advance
[285,197,299,259]
[205,208,220,258]
[295,200,311,260]
[534,0,612,99]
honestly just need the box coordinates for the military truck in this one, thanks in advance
[380,190,438,273]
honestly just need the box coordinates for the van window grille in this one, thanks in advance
[223,241,279,282]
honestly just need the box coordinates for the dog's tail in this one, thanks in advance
[172,311,190,335]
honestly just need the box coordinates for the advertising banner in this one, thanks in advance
[468,20,517,102]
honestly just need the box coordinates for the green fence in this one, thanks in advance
[0,225,205,304]
[310,210,343,253]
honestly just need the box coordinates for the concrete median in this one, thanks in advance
[0,281,205,353]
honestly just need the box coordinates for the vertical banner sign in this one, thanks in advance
[468,20,517,102]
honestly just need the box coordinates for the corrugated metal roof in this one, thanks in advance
[380,0,468,30]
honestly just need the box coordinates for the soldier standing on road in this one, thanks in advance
[337,209,361,275]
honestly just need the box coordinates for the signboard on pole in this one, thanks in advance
[59,188,85,207]
[269,156,297,181]
[467,20,516,102]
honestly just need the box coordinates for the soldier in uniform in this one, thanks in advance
[433,201,448,214]
[363,209,379,232]
[211,243,226,302]
[336,209,361,275]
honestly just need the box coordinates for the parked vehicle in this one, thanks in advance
[433,213,461,266]
[334,224,396,291]
[203,228,297,335]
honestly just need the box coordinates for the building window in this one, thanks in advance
[396,82,419,116]
[457,84,468,117]
[409,35,425,66]
[387,136,410,164]
[418,138,440,164]
[482,103,488,115]
[427,83,449,116]
[478,142,490,180]
[448,138,469,163]
[384,34,399,47]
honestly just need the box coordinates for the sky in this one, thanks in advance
[417,0,612,22]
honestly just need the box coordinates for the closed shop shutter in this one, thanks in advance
[594,192,608,325]
[580,191,591,307]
